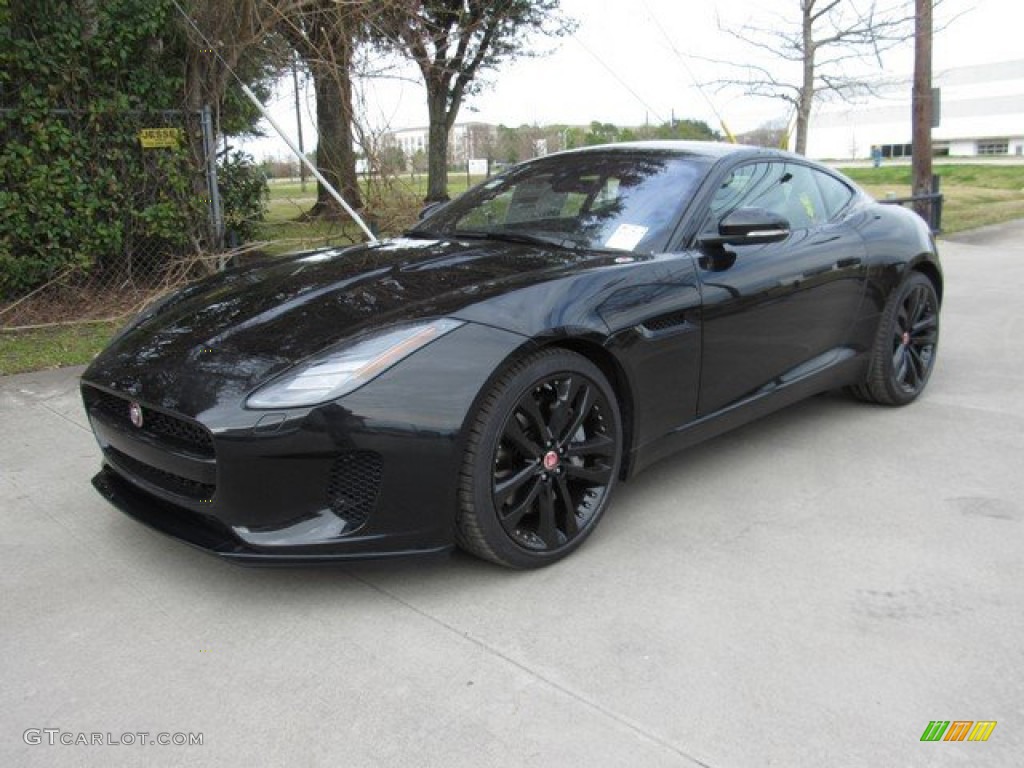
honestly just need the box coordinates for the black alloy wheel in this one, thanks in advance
[457,349,623,568]
[852,271,940,406]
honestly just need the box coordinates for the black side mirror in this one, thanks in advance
[700,207,790,246]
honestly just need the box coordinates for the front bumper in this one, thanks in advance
[92,466,452,564]
[81,322,529,563]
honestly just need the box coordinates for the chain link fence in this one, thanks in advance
[0,106,223,330]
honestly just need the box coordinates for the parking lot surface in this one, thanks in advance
[2,229,1022,767]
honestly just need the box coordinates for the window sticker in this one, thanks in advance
[604,223,648,251]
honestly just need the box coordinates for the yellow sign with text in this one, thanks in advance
[139,128,182,149]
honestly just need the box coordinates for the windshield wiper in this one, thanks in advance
[453,229,580,251]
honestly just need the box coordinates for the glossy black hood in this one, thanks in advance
[82,236,599,419]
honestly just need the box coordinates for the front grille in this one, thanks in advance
[85,387,214,458]
[327,451,382,531]
[108,448,215,501]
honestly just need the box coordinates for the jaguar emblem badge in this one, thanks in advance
[128,401,144,428]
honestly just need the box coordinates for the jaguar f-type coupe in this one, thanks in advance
[81,142,941,568]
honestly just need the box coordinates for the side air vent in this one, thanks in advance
[327,451,383,531]
[641,311,692,333]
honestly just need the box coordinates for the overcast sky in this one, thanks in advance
[241,0,1020,160]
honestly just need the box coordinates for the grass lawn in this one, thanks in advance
[0,320,122,376]
[840,164,1024,233]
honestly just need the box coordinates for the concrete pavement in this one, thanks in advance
[2,229,1022,767]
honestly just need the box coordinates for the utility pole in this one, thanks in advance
[292,51,307,192]
[912,0,933,223]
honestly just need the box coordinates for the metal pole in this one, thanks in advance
[912,0,933,223]
[291,52,307,193]
[240,85,377,243]
[200,105,225,251]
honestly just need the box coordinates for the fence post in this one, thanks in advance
[931,174,943,234]
[200,105,225,257]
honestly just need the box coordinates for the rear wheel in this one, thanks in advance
[457,349,623,568]
[850,271,939,405]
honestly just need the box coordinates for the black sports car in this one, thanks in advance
[81,142,941,568]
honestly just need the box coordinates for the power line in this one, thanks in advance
[168,0,377,242]
[570,34,666,124]
[640,0,736,141]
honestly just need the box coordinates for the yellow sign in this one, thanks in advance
[139,128,182,149]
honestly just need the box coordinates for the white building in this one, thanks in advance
[384,122,496,168]
[803,59,1024,160]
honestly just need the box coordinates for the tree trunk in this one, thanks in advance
[307,61,362,219]
[425,86,451,203]
[794,101,812,156]
[796,3,815,155]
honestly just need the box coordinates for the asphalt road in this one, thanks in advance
[2,228,1022,767]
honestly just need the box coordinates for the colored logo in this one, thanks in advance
[542,450,560,471]
[920,721,997,742]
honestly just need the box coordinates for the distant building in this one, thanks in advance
[802,59,1024,160]
[383,122,496,169]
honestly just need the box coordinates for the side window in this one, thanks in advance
[708,162,780,218]
[708,162,827,232]
[812,170,855,220]
[774,164,826,230]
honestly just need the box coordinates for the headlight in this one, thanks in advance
[246,319,464,409]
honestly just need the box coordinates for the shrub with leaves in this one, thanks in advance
[0,0,206,299]
[218,151,269,246]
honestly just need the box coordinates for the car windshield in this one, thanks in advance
[414,150,710,254]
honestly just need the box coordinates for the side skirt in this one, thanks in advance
[625,350,868,478]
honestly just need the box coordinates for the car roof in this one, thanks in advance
[556,141,836,169]
[562,140,762,159]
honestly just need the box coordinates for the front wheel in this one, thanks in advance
[457,349,623,568]
[851,271,940,405]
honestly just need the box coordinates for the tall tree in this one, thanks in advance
[182,0,380,221]
[709,1,920,155]
[381,1,574,202]
[279,1,365,217]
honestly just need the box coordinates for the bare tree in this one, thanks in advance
[173,1,301,251]
[710,0,921,155]
[379,1,574,202]
[179,1,386,221]
[179,1,299,132]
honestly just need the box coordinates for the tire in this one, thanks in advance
[457,348,623,568]
[850,271,940,406]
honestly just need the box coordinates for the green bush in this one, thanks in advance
[218,151,269,245]
[0,0,203,300]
